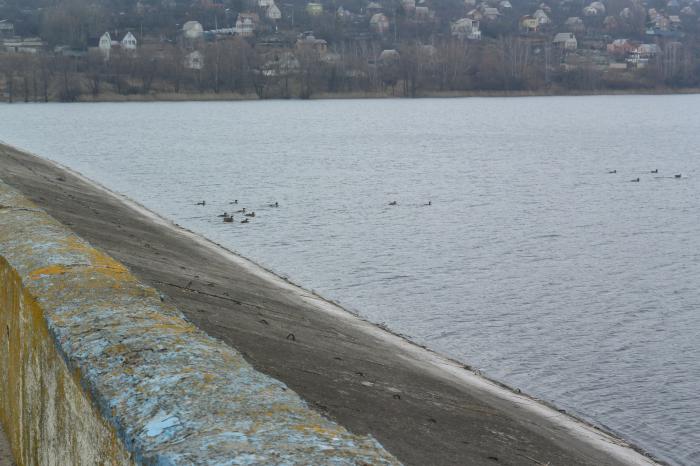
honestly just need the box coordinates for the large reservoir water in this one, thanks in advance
[1,96,699,465]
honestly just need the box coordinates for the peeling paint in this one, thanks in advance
[0,180,400,465]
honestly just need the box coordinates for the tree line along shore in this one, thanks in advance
[1,0,700,102]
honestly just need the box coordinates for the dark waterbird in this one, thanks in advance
[425,201,432,206]
[268,202,279,208]
[245,211,256,217]
[235,207,246,213]
[196,200,206,206]
[223,215,234,223]
[631,178,640,182]
[651,169,658,173]
[241,218,249,224]
[389,201,398,206]
[608,170,617,174]
[217,212,228,218]
[675,174,682,178]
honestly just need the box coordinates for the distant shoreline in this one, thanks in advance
[3,87,699,104]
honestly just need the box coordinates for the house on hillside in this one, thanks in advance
[626,43,659,68]
[267,3,282,20]
[520,15,539,32]
[236,13,259,37]
[367,2,383,15]
[306,2,323,16]
[533,9,550,25]
[121,32,138,51]
[565,17,585,33]
[482,7,501,21]
[370,13,390,34]
[553,32,577,50]
[415,6,432,21]
[0,20,14,38]
[2,37,45,54]
[99,32,112,58]
[184,50,204,70]
[499,1,512,11]
[607,38,635,57]
[452,18,481,40]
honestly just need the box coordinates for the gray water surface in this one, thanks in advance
[1,96,699,465]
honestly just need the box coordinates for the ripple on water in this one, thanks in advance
[1,96,699,465]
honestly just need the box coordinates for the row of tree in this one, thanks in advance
[2,35,700,103]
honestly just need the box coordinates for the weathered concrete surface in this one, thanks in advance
[0,180,398,465]
[0,425,15,466]
[0,143,661,466]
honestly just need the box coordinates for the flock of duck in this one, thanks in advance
[196,198,431,223]
[195,199,279,224]
[608,169,683,182]
[194,171,681,221]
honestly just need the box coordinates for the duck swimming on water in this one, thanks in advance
[675,174,682,178]
[631,178,640,182]
[241,218,249,224]
[196,201,206,206]
[389,201,398,206]
[217,212,228,217]
[223,215,234,223]
[608,170,617,174]
[651,169,658,173]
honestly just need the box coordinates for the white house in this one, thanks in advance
[0,20,14,37]
[553,32,577,50]
[370,13,390,34]
[565,16,585,32]
[267,3,282,20]
[98,32,112,58]
[236,13,258,37]
[121,31,137,50]
[184,50,204,70]
[451,18,481,40]
[533,9,550,25]
[258,0,275,7]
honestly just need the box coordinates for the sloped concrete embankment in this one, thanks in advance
[0,180,399,465]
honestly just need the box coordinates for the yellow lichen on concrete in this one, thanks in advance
[0,180,400,465]
[29,264,70,280]
[0,258,133,466]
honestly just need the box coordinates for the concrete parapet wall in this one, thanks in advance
[0,180,398,465]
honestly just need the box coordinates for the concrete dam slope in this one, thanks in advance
[0,180,398,463]
[0,143,660,466]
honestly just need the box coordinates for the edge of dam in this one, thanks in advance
[0,142,662,466]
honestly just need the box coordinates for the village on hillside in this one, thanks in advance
[0,0,698,101]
